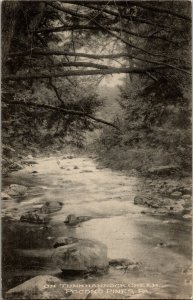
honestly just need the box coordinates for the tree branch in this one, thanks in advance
[35,24,176,44]
[9,49,190,74]
[57,2,173,30]
[131,2,191,22]
[9,49,185,63]
[3,99,119,130]
[91,19,169,59]
[49,78,65,105]
[26,61,111,70]
[3,66,168,81]
[46,3,174,60]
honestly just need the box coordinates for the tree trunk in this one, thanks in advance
[1,0,21,74]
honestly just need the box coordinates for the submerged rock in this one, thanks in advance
[52,238,108,273]
[20,211,49,224]
[7,184,27,196]
[5,275,65,299]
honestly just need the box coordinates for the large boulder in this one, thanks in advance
[52,238,108,273]
[7,184,27,196]
[20,211,49,224]
[40,200,63,214]
[5,275,66,299]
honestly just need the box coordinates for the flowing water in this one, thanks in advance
[2,156,192,299]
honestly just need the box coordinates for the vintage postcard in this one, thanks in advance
[1,0,192,299]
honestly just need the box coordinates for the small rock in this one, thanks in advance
[20,211,48,224]
[157,242,166,247]
[9,162,23,171]
[182,194,191,200]
[170,191,182,199]
[7,184,27,196]
[66,155,74,159]
[109,258,138,267]
[73,166,79,169]
[96,166,103,170]
[147,165,177,176]
[134,195,152,206]
[27,155,33,159]
[183,213,192,219]
[64,214,77,225]
[181,187,192,195]
[129,169,138,176]
[1,192,13,200]
[134,196,145,205]
[23,160,38,165]
[32,171,38,174]
[64,214,91,225]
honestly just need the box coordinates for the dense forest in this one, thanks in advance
[2,0,191,176]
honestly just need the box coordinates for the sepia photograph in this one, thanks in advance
[1,0,192,299]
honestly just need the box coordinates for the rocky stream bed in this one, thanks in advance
[2,155,192,299]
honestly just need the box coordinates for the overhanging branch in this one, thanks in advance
[3,66,168,81]
[35,24,176,44]
[52,2,173,30]
[3,99,119,130]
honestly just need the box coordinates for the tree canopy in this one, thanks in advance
[1,0,191,154]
